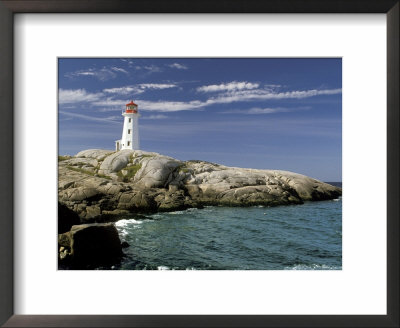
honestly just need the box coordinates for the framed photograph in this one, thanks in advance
[1,1,398,327]
[57,57,343,272]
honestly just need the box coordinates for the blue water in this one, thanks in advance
[114,196,342,270]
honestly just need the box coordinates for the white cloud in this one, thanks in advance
[103,86,140,95]
[224,108,287,114]
[59,86,341,113]
[93,98,127,107]
[139,100,204,112]
[59,111,120,124]
[65,68,115,81]
[94,88,341,112]
[138,88,341,112]
[210,88,342,104]
[120,59,134,65]
[139,83,177,89]
[111,66,128,74]
[74,71,95,76]
[103,83,177,95]
[65,66,129,81]
[142,114,168,120]
[222,106,310,115]
[59,89,103,104]
[264,84,282,88]
[197,81,259,93]
[168,63,188,70]
[143,65,162,73]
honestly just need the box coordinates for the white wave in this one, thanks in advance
[157,266,170,270]
[169,210,186,215]
[185,267,197,270]
[118,229,128,237]
[115,218,144,237]
[115,218,143,227]
[286,264,341,270]
[150,214,164,219]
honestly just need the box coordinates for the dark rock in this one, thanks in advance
[58,223,123,269]
[58,202,81,234]
[157,190,187,211]
[121,241,130,248]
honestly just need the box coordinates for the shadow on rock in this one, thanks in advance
[58,223,124,270]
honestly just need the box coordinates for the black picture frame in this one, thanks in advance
[0,1,398,327]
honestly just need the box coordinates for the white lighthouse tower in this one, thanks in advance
[115,100,140,151]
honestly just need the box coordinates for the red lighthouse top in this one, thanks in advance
[126,101,137,106]
[125,100,138,114]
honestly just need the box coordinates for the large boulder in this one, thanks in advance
[63,157,99,168]
[75,149,114,160]
[272,170,341,201]
[134,156,182,188]
[58,223,123,269]
[155,189,188,211]
[59,186,103,202]
[98,149,135,175]
[117,189,158,211]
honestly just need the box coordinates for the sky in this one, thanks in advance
[58,58,342,182]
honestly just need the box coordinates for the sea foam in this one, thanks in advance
[286,264,341,270]
[115,218,143,227]
[115,218,143,237]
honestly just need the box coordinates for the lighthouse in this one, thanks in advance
[115,100,140,151]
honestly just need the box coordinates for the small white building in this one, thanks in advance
[115,100,140,151]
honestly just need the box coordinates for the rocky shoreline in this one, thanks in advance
[58,149,342,268]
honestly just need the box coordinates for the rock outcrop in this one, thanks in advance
[58,149,341,220]
[58,223,123,269]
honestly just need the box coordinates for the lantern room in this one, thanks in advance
[125,100,138,114]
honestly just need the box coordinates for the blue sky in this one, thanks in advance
[58,58,342,181]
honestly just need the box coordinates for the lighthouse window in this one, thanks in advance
[128,129,131,134]
[127,141,131,146]
[128,118,131,123]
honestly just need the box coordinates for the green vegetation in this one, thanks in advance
[67,166,94,175]
[117,164,142,182]
[98,153,113,162]
[66,166,111,180]
[178,164,192,174]
[186,159,219,166]
[58,155,70,162]
[97,173,111,180]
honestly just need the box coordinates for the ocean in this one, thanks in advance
[113,187,342,270]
